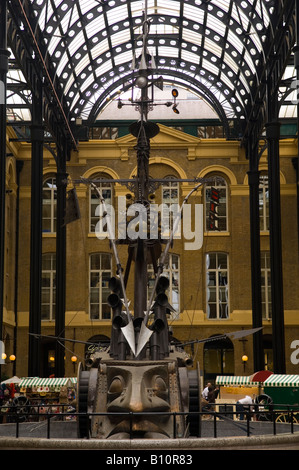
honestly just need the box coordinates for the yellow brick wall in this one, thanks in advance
[2,125,299,379]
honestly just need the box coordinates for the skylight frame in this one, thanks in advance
[9,0,281,130]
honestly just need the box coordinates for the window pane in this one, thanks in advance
[206,253,229,319]
[90,304,99,320]
[90,179,112,233]
[89,253,112,320]
[259,175,269,231]
[207,287,216,302]
[101,254,111,270]
[42,254,53,270]
[171,254,179,269]
[206,253,216,269]
[217,253,227,269]
[90,288,99,303]
[197,126,206,138]
[205,177,227,231]
[208,303,217,319]
[42,273,51,287]
[90,254,100,270]
[41,304,50,321]
[90,272,99,287]
[147,253,180,318]
[42,254,56,321]
[43,178,57,233]
[102,304,111,319]
[42,289,50,304]
[208,273,216,286]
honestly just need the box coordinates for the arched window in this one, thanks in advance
[89,174,112,233]
[206,252,229,319]
[42,253,56,321]
[42,177,57,233]
[205,175,227,231]
[89,253,112,320]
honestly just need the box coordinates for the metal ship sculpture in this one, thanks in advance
[75,7,261,440]
[74,9,201,439]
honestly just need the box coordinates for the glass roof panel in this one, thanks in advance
[160,0,181,14]
[78,0,98,16]
[182,29,202,47]
[157,46,179,59]
[206,14,226,38]
[106,3,128,24]
[81,74,95,93]
[114,50,133,66]
[150,23,178,35]
[111,29,131,48]
[91,39,110,60]
[86,17,106,37]
[130,1,145,17]
[211,0,230,14]
[181,49,200,65]
[183,3,205,23]
[95,59,113,78]
[204,38,222,58]
[7,0,289,134]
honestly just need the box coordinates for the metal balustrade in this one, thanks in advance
[0,403,299,439]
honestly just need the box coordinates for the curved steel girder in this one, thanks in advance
[63,38,255,118]
[32,0,276,123]
[84,69,234,138]
[7,0,77,152]
[33,0,274,61]
[11,0,285,139]
[50,11,262,84]
[73,55,247,125]
[278,79,297,110]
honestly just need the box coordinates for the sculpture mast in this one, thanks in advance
[129,2,161,356]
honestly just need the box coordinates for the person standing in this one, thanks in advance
[236,395,254,420]
[202,382,211,401]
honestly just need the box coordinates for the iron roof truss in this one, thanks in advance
[5,0,297,147]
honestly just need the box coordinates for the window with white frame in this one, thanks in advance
[206,252,229,319]
[161,177,179,237]
[261,251,271,319]
[42,177,57,233]
[259,173,269,231]
[148,253,180,318]
[89,253,112,320]
[89,176,112,234]
[42,253,56,321]
[205,176,227,231]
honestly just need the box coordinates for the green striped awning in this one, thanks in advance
[216,376,259,386]
[264,374,299,387]
[19,377,76,388]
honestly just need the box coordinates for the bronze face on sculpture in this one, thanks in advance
[106,363,171,438]
[92,361,179,439]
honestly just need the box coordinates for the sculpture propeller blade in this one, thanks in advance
[136,322,153,357]
[121,321,136,356]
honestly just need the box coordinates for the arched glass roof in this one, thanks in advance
[6,0,296,140]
